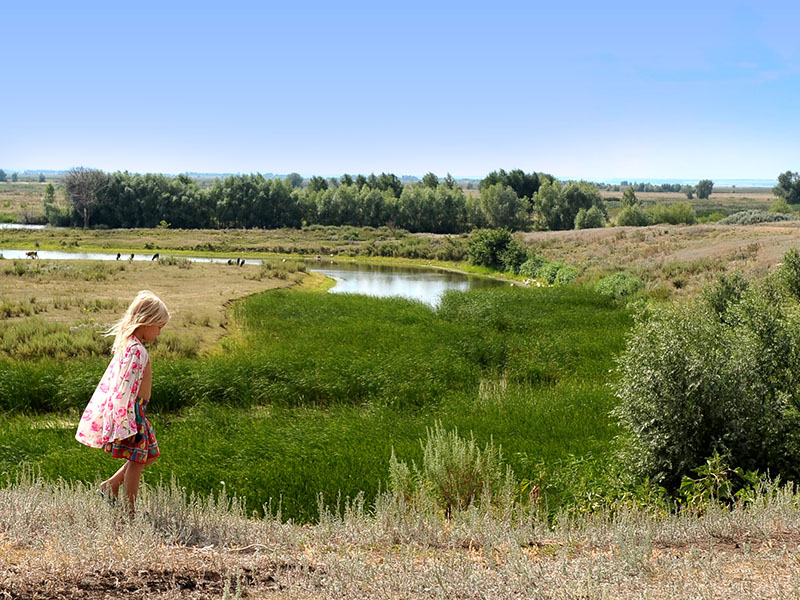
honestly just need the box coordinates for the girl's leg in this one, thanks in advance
[101,462,129,497]
[123,459,145,509]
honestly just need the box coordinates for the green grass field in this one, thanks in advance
[0,285,631,521]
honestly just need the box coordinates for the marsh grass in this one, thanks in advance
[0,285,631,520]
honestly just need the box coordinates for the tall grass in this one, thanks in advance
[0,285,632,520]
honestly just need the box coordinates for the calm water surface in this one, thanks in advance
[1,249,502,306]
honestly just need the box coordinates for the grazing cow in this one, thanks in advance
[25,250,38,259]
[227,259,234,265]
[151,253,160,261]
[116,253,121,260]
[238,258,245,267]
[315,255,321,261]
[129,253,134,261]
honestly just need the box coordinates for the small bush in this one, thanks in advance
[779,247,800,301]
[702,271,749,320]
[574,205,606,229]
[595,272,643,300]
[466,228,526,272]
[388,422,517,515]
[648,202,696,225]
[518,255,546,278]
[615,205,650,227]
[554,265,578,285]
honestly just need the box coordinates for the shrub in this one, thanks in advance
[648,202,696,225]
[779,247,800,301]
[388,422,516,515]
[574,205,606,229]
[702,271,749,320]
[718,210,795,225]
[615,205,650,227]
[518,255,546,278]
[536,261,564,285]
[771,198,792,214]
[595,272,643,300]
[466,228,526,272]
[554,265,578,285]
[614,275,800,491]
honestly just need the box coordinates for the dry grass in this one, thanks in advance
[0,181,66,222]
[0,259,301,352]
[521,222,800,295]
[3,476,800,598]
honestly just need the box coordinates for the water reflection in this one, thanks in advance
[313,262,500,306]
[0,249,502,306]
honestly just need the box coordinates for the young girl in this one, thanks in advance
[76,290,170,510]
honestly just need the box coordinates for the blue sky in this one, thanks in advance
[2,1,799,181]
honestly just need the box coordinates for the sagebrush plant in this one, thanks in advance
[718,209,795,225]
[388,422,518,515]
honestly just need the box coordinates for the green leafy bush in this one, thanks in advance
[466,228,526,272]
[702,271,749,320]
[615,205,650,227]
[595,272,643,300]
[554,265,578,285]
[614,276,800,491]
[574,205,606,229]
[648,202,696,225]
[779,247,800,301]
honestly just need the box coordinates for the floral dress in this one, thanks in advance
[75,335,160,464]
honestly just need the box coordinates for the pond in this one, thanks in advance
[0,249,504,306]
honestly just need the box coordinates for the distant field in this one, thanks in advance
[601,188,777,218]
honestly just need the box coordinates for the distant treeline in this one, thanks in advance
[52,168,626,233]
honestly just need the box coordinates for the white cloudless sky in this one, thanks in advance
[2,0,799,182]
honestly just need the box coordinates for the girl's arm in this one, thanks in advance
[139,358,153,401]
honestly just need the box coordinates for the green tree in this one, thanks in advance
[479,168,541,201]
[534,180,605,231]
[0,169,6,182]
[696,179,714,199]
[307,176,328,192]
[10,172,18,182]
[64,167,110,229]
[616,205,650,227]
[682,185,694,199]
[774,171,800,204]
[285,172,304,188]
[421,172,439,188]
[574,205,606,229]
[38,173,46,183]
[479,183,528,230]
[621,186,639,207]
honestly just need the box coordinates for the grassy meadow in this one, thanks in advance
[0,286,631,521]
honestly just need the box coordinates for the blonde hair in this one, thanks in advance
[107,290,170,355]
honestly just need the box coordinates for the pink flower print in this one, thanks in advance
[99,383,109,393]
[116,407,126,419]
[131,362,139,371]
[131,381,139,394]
[90,422,100,432]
